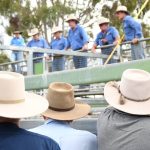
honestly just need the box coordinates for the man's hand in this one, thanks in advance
[113,41,118,45]
[45,55,50,61]
[101,39,108,43]
[132,38,139,44]
[82,43,88,51]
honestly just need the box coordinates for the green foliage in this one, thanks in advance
[0,52,10,64]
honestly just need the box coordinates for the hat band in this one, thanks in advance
[49,104,75,112]
[112,82,150,105]
[0,99,25,104]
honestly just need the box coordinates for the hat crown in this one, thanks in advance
[52,26,62,34]
[116,5,128,12]
[47,82,75,111]
[28,28,39,36]
[98,17,110,25]
[0,72,25,103]
[66,14,79,22]
[120,69,150,101]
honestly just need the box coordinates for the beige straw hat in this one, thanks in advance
[43,82,91,120]
[115,5,129,14]
[98,17,110,25]
[52,26,63,34]
[28,28,39,36]
[0,71,48,118]
[104,69,150,115]
[66,14,79,23]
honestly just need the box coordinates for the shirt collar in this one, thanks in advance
[45,119,70,126]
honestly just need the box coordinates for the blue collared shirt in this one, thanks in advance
[30,119,98,150]
[123,15,143,41]
[10,37,25,46]
[50,37,67,50]
[27,38,50,57]
[95,26,119,54]
[0,122,60,150]
[67,25,89,50]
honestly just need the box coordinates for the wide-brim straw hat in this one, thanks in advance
[28,28,39,36]
[104,69,150,115]
[115,5,130,14]
[43,82,91,120]
[52,26,63,34]
[0,71,48,118]
[13,31,23,34]
[98,17,110,25]
[66,14,79,23]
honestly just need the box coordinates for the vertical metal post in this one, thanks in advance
[27,51,33,75]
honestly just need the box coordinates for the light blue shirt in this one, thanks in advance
[27,38,49,49]
[10,37,25,46]
[67,25,89,50]
[27,38,50,57]
[50,37,67,50]
[123,15,143,41]
[30,119,98,150]
[95,26,119,54]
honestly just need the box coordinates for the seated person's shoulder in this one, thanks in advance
[23,129,60,149]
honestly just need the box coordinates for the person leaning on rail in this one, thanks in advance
[46,26,67,72]
[115,5,145,60]
[10,30,25,73]
[66,14,89,69]
[27,28,50,74]
[92,17,120,64]
[0,71,60,150]
[30,82,98,150]
[97,69,150,150]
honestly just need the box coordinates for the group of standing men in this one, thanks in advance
[10,5,145,73]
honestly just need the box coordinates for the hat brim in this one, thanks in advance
[28,32,39,36]
[42,101,91,120]
[52,30,63,34]
[99,22,109,25]
[66,19,79,23]
[115,10,130,15]
[13,31,23,34]
[0,92,48,118]
[104,82,150,115]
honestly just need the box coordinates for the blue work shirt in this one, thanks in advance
[27,38,50,57]
[0,122,60,150]
[50,37,67,50]
[10,37,25,46]
[95,26,119,54]
[123,15,143,41]
[67,24,89,50]
[30,119,98,150]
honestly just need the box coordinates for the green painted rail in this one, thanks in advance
[25,58,150,90]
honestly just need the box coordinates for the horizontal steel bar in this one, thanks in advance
[25,58,150,90]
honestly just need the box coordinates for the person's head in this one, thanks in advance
[52,27,63,39]
[98,17,110,32]
[0,71,48,123]
[115,6,129,20]
[13,31,22,38]
[42,82,91,121]
[104,69,150,115]
[28,28,40,40]
[66,15,79,29]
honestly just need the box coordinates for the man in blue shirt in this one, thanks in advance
[10,30,25,73]
[0,71,60,150]
[49,26,67,72]
[30,82,98,150]
[27,28,50,73]
[92,17,120,64]
[66,15,89,69]
[115,5,145,60]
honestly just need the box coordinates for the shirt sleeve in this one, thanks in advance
[112,27,120,39]
[95,33,103,46]
[67,35,71,49]
[21,38,26,46]
[27,42,31,47]
[10,39,13,45]
[43,39,50,49]
[80,27,89,44]
[127,17,142,39]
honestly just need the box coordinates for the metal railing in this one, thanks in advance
[0,37,150,75]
